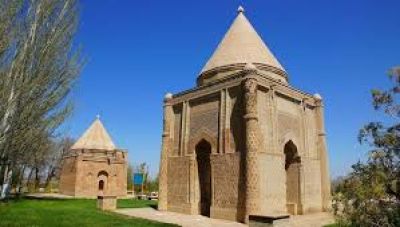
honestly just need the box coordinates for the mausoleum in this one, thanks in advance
[59,117,127,198]
[158,7,331,223]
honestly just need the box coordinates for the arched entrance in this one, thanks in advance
[99,180,104,191]
[196,139,212,217]
[284,140,301,215]
[98,171,108,195]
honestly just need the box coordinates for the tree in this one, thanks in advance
[127,163,133,190]
[42,137,74,190]
[333,67,400,226]
[0,0,83,199]
[147,174,159,193]
[133,162,149,193]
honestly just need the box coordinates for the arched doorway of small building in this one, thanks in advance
[99,180,104,190]
[196,139,212,217]
[284,140,302,215]
[98,171,108,196]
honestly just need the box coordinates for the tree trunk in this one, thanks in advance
[0,163,3,192]
[26,168,34,192]
[0,165,12,199]
[44,166,54,190]
[34,167,40,191]
[16,165,25,194]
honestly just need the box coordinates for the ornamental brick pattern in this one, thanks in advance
[243,78,261,221]
[211,153,241,208]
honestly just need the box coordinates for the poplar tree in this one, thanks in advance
[0,0,83,198]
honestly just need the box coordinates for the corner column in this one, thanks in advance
[224,89,231,152]
[218,90,226,153]
[180,101,190,156]
[158,94,173,211]
[243,74,261,222]
[315,96,331,211]
[267,85,277,154]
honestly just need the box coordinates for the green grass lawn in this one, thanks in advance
[0,198,178,227]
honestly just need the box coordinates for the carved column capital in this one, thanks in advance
[300,98,308,112]
[243,78,258,94]
[162,103,173,137]
[268,84,276,99]
[243,78,258,121]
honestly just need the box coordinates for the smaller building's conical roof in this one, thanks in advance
[200,6,285,74]
[71,117,116,150]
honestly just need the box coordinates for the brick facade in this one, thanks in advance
[59,119,128,198]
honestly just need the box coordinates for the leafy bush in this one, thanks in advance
[332,67,400,227]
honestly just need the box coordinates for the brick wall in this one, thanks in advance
[167,157,190,205]
[59,150,127,198]
[59,156,77,195]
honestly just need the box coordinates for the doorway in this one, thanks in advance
[284,140,301,214]
[97,171,108,195]
[99,180,104,191]
[196,139,212,217]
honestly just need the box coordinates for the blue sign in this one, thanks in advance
[133,173,144,185]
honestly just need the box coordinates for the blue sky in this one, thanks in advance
[64,0,400,178]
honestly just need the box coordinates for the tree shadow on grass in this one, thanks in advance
[117,199,159,209]
[149,204,158,210]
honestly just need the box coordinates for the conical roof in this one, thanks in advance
[71,117,116,150]
[200,7,285,74]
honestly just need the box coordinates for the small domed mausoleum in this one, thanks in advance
[59,117,127,198]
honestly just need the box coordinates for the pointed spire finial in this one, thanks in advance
[237,5,244,14]
[96,114,100,120]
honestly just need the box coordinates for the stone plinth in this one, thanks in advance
[249,215,290,227]
[97,195,117,211]
[286,203,297,215]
